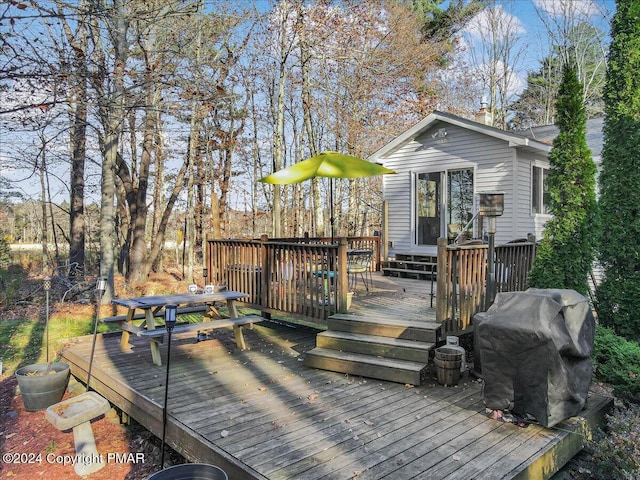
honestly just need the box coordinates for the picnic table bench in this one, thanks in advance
[108,291,263,366]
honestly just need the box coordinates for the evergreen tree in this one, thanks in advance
[596,0,640,342]
[528,64,597,295]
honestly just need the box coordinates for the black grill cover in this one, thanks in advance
[475,289,595,427]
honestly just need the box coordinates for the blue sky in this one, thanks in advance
[0,0,617,203]
[460,0,614,92]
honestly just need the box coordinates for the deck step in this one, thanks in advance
[316,330,433,363]
[303,347,428,385]
[382,254,437,282]
[328,314,441,343]
[382,267,435,281]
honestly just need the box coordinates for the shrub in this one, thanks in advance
[590,403,640,480]
[592,325,640,403]
[596,0,640,343]
[0,237,9,269]
[527,64,597,295]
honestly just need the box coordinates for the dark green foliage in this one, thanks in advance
[528,65,597,295]
[592,325,640,404]
[410,0,484,45]
[590,403,640,479]
[596,0,640,342]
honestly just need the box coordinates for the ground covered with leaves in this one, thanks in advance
[0,272,189,480]
[0,373,185,479]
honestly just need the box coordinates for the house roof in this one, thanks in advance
[519,117,604,159]
[368,110,553,161]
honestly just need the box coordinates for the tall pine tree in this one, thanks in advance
[596,0,640,342]
[528,64,597,294]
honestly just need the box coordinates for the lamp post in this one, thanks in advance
[86,278,107,392]
[160,304,177,469]
[478,192,504,310]
[43,276,51,363]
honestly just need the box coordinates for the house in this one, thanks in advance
[369,110,591,257]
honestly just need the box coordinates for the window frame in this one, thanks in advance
[531,165,550,215]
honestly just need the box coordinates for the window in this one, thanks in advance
[447,169,474,240]
[532,166,550,214]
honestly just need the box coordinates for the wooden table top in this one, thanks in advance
[111,291,247,309]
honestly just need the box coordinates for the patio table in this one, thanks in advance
[109,291,262,365]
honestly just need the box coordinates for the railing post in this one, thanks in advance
[260,235,269,310]
[337,238,348,313]
[436,237,448,323]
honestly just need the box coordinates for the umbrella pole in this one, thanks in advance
[330,178,335,243]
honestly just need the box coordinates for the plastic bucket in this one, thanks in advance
[15,362,70,411]
[147,464,228,480]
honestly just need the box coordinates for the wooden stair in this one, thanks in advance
[304,313,441,385]
[381,253,437,281]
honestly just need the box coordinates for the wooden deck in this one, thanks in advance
[59,275,612,480]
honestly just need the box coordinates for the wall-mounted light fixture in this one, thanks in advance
[431,128,447,139]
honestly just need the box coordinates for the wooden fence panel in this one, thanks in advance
[206,237,354,323]
[436,240,536,335]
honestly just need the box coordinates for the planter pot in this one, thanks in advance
[15,362,70,411]
[147,463,228,480]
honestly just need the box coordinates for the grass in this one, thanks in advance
[0,307,108,374]
[0,305,219,375]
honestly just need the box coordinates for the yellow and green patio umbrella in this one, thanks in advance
[259,151,396,241]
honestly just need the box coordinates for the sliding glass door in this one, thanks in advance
[416,169,474,245]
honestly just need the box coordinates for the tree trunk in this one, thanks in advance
[98,0,128,301]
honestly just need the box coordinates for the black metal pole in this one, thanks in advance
[45,289,50,363]
[160,304,177,469]
[160,330,172,468]
[330,177,335,243]
[486,219,496,311]
[44,276,51,363]
[87,278,106,392]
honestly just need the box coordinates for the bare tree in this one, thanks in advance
[462,0,527,129]
[534,0,609,114]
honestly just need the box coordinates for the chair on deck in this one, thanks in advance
[347,250,373,292]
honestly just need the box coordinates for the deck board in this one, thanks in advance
[60,274,611,480]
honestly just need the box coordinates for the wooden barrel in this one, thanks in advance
[434,347,463,386]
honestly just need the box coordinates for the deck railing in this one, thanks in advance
[436,238,536,335]
[206,235,380,324]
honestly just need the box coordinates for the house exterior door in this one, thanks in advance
[416,172,441,245]
[416,169,474,246]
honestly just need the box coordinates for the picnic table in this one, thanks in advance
[108,291,263,365]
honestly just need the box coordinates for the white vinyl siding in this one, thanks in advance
[381,121,550,252]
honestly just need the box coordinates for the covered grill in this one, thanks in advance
[474,289,595,427]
